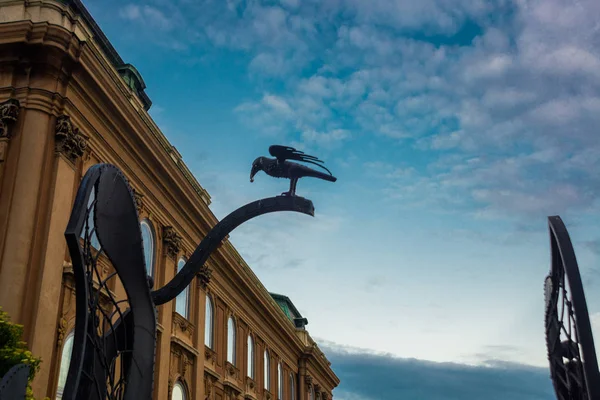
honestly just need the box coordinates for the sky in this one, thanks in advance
[81,0,600,398]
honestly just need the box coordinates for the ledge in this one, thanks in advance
[170,336,199,357]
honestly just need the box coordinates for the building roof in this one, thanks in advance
[61,0,152,110]
[269,292,309,329]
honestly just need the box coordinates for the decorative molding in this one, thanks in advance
[55,115,88,163]
[205,346,217,363]
[56,318,67,348]
[182,352,193,376]
[245,377,256,390]
[197,264,212,289]
[172,311,194,339]
[0,98,20,138]
[225,361,238,378]
[263,389,272,400]
[162,226,182,259]
[305,375,313,385]
[131,188,144,213]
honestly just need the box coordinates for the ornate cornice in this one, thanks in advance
[0,98,20,138]
[55,115,88,163]
[162,226,182,259]
[197,264,212,289]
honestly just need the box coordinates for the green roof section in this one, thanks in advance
[269,292,308,329]
[61,0,152,111]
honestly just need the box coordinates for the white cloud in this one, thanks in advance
[118,4,174,31]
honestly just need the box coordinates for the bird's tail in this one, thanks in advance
[308,170,337,182]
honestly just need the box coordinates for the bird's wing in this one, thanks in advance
[268,145,333,175]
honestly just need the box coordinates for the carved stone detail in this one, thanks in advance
[56,318,67,348]
[228,364,235,376]
[172,311,194,338]
[197,264,212,289]
[182,353,193,376]
[55,115,88,162]
[162,226,182,259]
[0,98,19,138]
[132,188,144,213]
[305,375,313,385]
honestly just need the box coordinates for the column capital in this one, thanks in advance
[54,115,88,163]
[0,99,20,139]
[162,226,182,260]
[197,264,212,289]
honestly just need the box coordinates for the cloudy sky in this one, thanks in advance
[82,0,600,397]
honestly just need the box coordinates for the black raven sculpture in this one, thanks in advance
[250,145,337,196]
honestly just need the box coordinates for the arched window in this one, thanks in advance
[140,219,155,277]
[227,316,236,365]
[172,381,186,400]
[204,295,213,348]
[264,349,270,391]
[56,331,74,399]
[247,335,255,379]
[175,258,189,318]
[278,362,283,399]
[309,386,314,400]
[289,373,295,400]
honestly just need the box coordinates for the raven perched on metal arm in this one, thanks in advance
[250,145,337,196]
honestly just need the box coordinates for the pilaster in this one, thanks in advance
[29,113,87,397]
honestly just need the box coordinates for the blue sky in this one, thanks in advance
[82,0,600,397]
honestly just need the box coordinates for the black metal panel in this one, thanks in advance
[151,195,314,305]
[545,216,600,400]
[0,364,30,400]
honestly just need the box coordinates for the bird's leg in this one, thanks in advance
[280,178,298,197]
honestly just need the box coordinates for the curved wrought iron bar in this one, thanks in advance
[64,164,157,400]
[546,215,600,399]
[151,195,315,305]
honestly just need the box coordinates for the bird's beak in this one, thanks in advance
[250,165,258,183]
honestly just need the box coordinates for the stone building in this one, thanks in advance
[0,0,339,399]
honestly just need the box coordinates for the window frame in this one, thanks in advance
[205,294,214,349]
[278,362,283,399]
[247,334,255,379]
[227,315,237,365]
[56,331,75,399]
[289,373,295,400]
[264,349,271,391]
[175,258,189,319]
[172,380,187,400]
[140,219,155,278]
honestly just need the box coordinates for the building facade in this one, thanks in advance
[0,1,339,399]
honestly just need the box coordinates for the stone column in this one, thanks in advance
[298,359,307,400]
[29,115,87,397]
[155,224,179,400]
[0,105,52,322]
[194,264,211,400]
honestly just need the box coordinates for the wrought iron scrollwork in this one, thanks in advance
[151,195,314,306]
[545,216,600,400]
[63,164,156,400]
[63,163,316,398]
